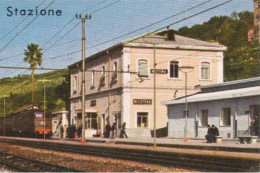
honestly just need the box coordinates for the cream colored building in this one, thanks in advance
[68,30,226,138]
[51,111,69,138]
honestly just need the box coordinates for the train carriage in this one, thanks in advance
[0,109,52,138]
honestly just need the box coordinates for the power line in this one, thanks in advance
[0,66,61,71]
[44,0,230,61]
[43,0,121,53]
[42,0,108,48]
[0,0,56,54]
[0,38,80,62]
[0,0,47,42]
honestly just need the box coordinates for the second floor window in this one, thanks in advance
[102,66,105,76]
[91,69,95,86]
[169,61,179,78]
[113,61,118,80]
[73,75,77,91]
[201,62,210,80]
[138,59,148,77]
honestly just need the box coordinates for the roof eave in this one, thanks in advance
[124,42,227,51]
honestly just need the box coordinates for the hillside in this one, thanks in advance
[0,69,70,115]
[178,11,260,81]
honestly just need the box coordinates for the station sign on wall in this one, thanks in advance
[133,99,152,105]
[150,69,168,74]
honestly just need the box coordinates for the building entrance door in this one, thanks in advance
[250,105,260,137]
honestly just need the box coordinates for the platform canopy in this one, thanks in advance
[162,86,260,105]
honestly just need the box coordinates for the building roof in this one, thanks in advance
[68,29,226,68]
[162,86,260,105]
[14,105,39,113]
[200,76,260,89]
[125,32,225,49]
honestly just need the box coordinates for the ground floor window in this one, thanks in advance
[85,113,97,129]
[199,109,208,126]
[137,112,148,128]
[220,108,231,126]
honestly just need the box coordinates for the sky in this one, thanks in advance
[0,0,253,79]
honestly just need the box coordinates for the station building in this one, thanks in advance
[163,77,260,139]
[68,29,226,138]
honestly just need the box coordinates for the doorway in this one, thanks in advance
[250,105,260,137]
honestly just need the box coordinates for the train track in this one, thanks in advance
[0,138,259,172]
[0,151,79,172]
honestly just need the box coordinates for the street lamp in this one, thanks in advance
[179,66,194,142]
[38,79,52,140]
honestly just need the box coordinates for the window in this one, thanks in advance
[201,62,210,80]
[199,109,208,126]
[169,61,179,78]
[91,69,95,86]
[137,112,148,128]
[73,75,77,91]
[112,61,118,80]
[138,59,148,77]
[220,108,231,126]
[85,113,97,129]
[102,66,105,76]
[90,100,96,107]
[100,66,105,84]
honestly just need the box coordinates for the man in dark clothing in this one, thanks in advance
[111,122,116,139]
[104,123,111,138]
[205,125,213,143]
[211,124,219,143]
[119,122,128,138]
[253,115,259,136]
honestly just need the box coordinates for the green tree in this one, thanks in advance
[178,11,258,81]
[24,43,43,105]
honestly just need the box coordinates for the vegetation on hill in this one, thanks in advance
[0,69,70,115]
[178,11,260,81]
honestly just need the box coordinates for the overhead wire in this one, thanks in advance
[41,0,109,48]
[0,0,56,54]
[42,0,120,53]
[0,0,233,78]
[0,0,47,42]
[43,0,228,62]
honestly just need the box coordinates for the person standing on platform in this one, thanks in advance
[119,122,128,138]
[104,123,111,138]
[111,122,116,139]
[253,114,259,136]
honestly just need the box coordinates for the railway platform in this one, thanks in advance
[0,136,259,172]
[67,136,260,153]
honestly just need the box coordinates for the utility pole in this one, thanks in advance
[38,79,52,140]
[153,45,157,149]
[179,66,194,142]
[76,13,91,143]
[3,97,6,137]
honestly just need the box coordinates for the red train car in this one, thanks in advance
[0,109,52,138]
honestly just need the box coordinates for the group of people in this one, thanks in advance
[205,124,219,143]
[104,122,128,139]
